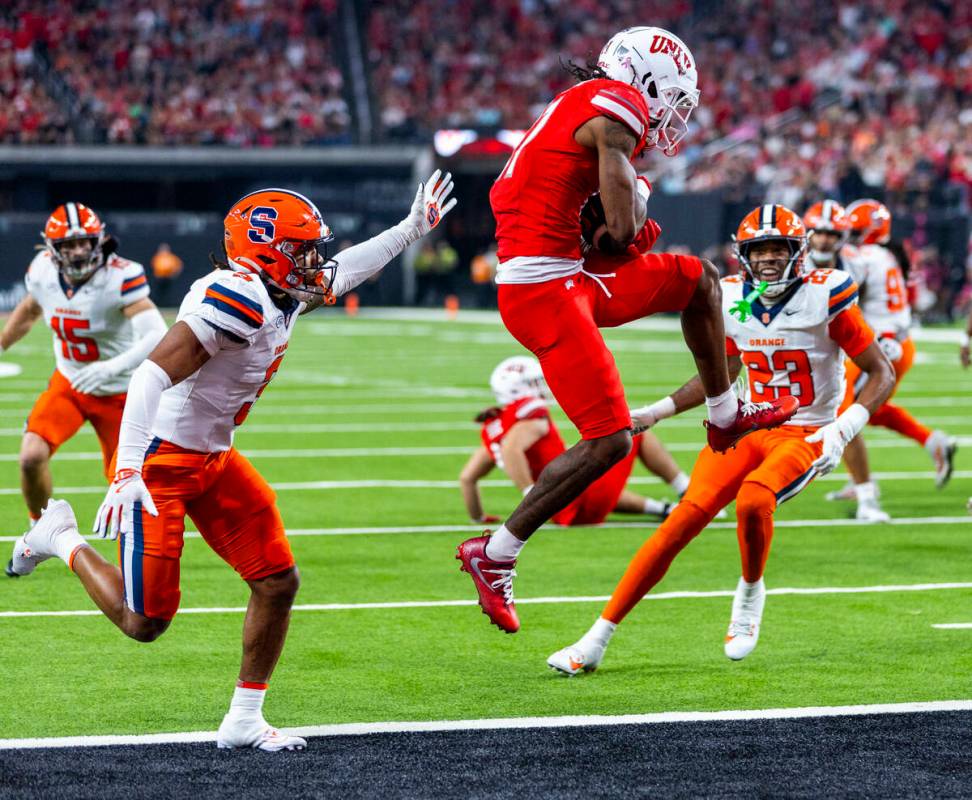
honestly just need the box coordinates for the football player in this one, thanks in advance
[460,356,688,526]
[459,27,796,633]
[0,203,166,542]
[810,200,956,519]
[547,204,894,674]
[8,174,456,750]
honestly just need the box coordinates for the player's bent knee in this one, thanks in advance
[588,429,632,468]
[19,437,51,474]
[735,482,776,522]
[121,613,170,643]
[248,566,300,605]
[695,259,721,299]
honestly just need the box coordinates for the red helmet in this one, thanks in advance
[846,199,891,245]
[223,188,335,303]
[42,202,107,282]
[733,204,808,297]
[803,200,849,266]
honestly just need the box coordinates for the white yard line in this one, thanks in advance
[2,515,967,544]
[2,581,970,620]
[0,472,970,496]
[932,623,972,630]
[0,699,969,750]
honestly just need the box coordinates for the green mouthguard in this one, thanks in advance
[729,280,769,323]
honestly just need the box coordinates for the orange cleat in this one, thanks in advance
[705,396,800,453]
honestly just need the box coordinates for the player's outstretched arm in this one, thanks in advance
[499,419,548,495]
[70,299,167,395]
[304,170,457,311]
[94,322,211,539]
[631,355,743,432]
[0,293,43,354]
[459,446,497,524]
[575,117,647,254]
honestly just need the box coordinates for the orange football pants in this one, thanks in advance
[116,440,294,620]
[26,369,126,478]
[602,426,822,624]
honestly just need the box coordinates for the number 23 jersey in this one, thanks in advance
[723,268,875,428]
[152,269,303,453]
[25,250,151,396]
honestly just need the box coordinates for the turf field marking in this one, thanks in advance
[0,699,970,750]
[2,581,971,619]
[1,514,969,543]
[931,623,972,629]
[0,472,969,496]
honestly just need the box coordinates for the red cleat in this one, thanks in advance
[456,534,520,633]
[705,396,800,453]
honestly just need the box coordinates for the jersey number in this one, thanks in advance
[742,349,815,407]
[233,354,285,426]
[50,316,99,362]
[886,266,907,312]
[499,96,564,180]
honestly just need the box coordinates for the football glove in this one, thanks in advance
[404,169,457,240]
[876,335,903,364]
[94,468,159,540]
[805,403,870,475]
[70,362,117,395]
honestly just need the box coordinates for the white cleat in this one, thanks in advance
[724,577,765,661]
[8,499,78,577]
[925,431,957,489]
[216,715,307,751]
[547,640,606,676]
[855,499,891,523]
[825,481,857,502]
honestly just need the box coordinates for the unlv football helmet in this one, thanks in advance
[803,200,850,266]
[846,199,891,245]
[490,356,549,406]
[43,202,107,282]
[597,27,699,156]
[223,188,335,303]
[733,204,808,298]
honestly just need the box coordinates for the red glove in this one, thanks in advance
[631,218,662,254]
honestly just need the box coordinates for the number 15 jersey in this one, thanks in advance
[151,269,303,453]
[723,268,875,428]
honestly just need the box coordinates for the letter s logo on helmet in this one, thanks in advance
[247,207,278,243]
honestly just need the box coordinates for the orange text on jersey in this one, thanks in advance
[748,338,786,347]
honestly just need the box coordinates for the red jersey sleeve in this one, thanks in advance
[725,336,740,357]
[828,304,875,358]
[588,83,650,153]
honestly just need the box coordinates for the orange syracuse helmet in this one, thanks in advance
[223,188,335,303]
[42,202,107,281]
[803,200,849,265]
[845,199,891,245]
[733,204,808,297]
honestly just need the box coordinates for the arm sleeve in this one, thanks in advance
[114,359,173,472]
[119,261,151,303]
[101,307,167,374]
[828,304,875,358]
[329,223,415,298]
[181,280,264,352]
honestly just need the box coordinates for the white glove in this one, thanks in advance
[402,169,457,241]
[70,361,116,395]
[805,403,870,475]
[93,468,159,540]
[630,396,676,434]
[877,336,903,363]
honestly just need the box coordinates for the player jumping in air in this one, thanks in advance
[546,204,894,673]
[460,356,689,526]
[1,204,166,564]
[457,27,796,633]
[8,174,456,750]
[804,200,956,521]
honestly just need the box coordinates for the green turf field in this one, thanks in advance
[1,309,970,739]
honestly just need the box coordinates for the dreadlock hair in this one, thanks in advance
[561,57,608,83]
[209,240,232,270]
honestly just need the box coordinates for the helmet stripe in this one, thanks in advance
[65,202,80,231]
[822,199,833,224]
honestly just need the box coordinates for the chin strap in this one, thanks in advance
[729,281,769,322]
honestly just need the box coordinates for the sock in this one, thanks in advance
[602,501,710,624]
[485,525,525,562]
[55,527,88,568]
[644,498,668,515]
[854,481,877,503]
[227,681,268,719]
[670,472,690,496]
[580,617,617,648]
[28,515,38,525]
[705,387,737,428]
[870,403,930,445]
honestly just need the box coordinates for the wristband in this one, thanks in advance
[838,403,870,440]
[646,396,676,423]
[635,176,652,204]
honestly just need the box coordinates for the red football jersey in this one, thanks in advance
[490,79,651,264]
[480,397,566,479]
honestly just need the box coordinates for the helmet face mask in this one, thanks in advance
[734,204,808,299]
[51,235,103,282]
[802,200,849,266]
[598,26,700,156]
[264,235,337,303]
[42,203,107,283]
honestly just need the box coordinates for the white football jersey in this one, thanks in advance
[723,268,861,427]
[843,244,911,337]
[25,250,151,396]
[152,269,304,453]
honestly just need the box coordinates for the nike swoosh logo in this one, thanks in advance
[784,308,799,315]
[469,556,491,587]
